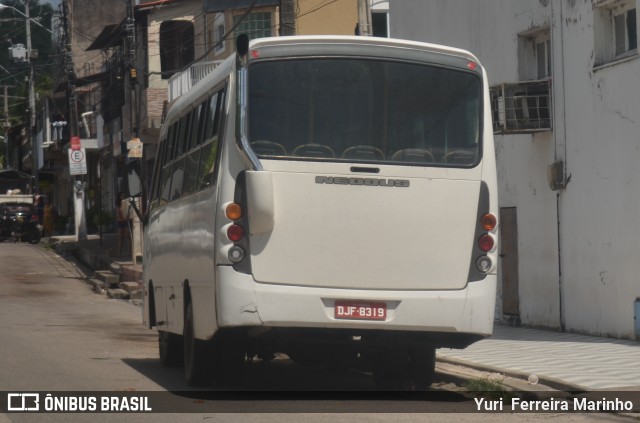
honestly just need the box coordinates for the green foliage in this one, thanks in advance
[465,376,515,400]
[0,0,56,123]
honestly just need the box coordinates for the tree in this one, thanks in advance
[0,0,56,126]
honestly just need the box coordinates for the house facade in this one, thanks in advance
[391,0,640,339]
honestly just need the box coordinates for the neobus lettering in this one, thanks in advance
[315,176,410,187]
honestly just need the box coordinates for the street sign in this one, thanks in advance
[70,136,82,150]
[127,138,143,158]
[68,147,87,175]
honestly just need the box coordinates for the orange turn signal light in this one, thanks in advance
[481,213,497,231]
[226,203,242,220]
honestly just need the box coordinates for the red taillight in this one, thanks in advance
[227,224,244,242]
[478,234,494,252]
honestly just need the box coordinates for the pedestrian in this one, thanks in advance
[43,197,55,237]
[116,193,131,257]
[34,195,44,225]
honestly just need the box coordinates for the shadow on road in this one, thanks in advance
[122,357,476,413]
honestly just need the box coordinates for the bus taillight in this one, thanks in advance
[480,213,497,231]
[478,234,494,252]
[226,203,242,220]
[227,224,245,242]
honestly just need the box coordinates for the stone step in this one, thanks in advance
[94,270,119,287]
[118,281,142,293]
[87,278,106,293]
[119,281,144,298]
[106,288,129,300]
[121,265,143,283]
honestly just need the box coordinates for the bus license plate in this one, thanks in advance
[334,301,386,321]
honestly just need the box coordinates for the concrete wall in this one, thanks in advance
[296,0,358,35]
[68,0,126,76]
[391,0,640,338]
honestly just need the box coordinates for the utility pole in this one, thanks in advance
[2,85,14,169]
[61,0,86,241]
[25,0,39,190]
[126,0,143,262]
[357,0,372,36]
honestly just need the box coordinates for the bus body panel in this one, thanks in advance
[216,265,497,340]
[145,188,219,338]
[248,171,482,290]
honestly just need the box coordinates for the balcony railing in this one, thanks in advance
[490,79,553,134]
[168,61,223,102]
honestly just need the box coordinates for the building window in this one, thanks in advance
[594,0,638,66]
[614,7,637,55]
[518,28,551,81]
[234,12,272,40]
[213,13,225,54]
[160,20,195,79]
[372,12,389,37]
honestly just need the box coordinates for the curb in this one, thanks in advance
[436,356,587,393]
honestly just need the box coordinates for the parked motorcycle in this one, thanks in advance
[0,203,42,244]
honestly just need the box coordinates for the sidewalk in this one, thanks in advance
[47,235,640,398]
[48,232,142,287]
[437,324,640,392]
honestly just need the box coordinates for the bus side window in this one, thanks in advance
[181,101,207,198]
[187,102,204,151]
[159,162,172,205]
[203,92,220,141]
[197,138,218,190]
[196,100,208,146]
[149,138,166,209]
[159,122,178,206]
[182,148,202,196]
[170,157,186,200]
[198,88,225,189]
[175,112,191,158]
[165,123,177,164]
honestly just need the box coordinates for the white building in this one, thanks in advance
[391,0,640,339]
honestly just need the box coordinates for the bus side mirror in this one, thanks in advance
[125,160,143,198]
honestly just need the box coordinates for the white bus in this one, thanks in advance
[126,35,499,390]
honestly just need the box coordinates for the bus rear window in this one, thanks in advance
[248,58,482,167]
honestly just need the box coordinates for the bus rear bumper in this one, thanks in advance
[216,266,497,346]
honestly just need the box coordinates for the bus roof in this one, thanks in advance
[248,35,482,65]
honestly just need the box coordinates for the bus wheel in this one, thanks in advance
[211,331,246,387]
[159,331,183,367]
[408,344,436,391]
[184,302,213,386]
[372,344,435,391]
[372,347,409,390]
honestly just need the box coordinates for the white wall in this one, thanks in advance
[392,0,640,338]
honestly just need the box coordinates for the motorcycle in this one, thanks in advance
[0,203,42,244]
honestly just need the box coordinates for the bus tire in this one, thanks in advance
[372,347,408,390]
[373,344,436,391]
[184,302,213,386]
[159,331,183,367]
[409,344,435,391]
[211,331,246,387]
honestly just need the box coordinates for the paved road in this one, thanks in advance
[0,244,635,423]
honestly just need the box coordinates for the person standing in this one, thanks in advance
[43,197,55,237]
[116,193,131,257]
[34,195,44,225]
